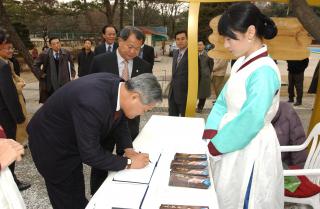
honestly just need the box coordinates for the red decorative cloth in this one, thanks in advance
[285,165,320,198]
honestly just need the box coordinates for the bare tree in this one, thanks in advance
[0,0,33,69]
[119,0,125,29]
[168,2,185,37]
[134,0,158,26]
[100,0,119,24]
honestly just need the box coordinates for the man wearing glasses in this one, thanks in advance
[89,26,152,195]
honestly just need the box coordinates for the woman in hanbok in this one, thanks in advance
[203,3,283,209]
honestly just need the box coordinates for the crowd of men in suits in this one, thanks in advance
[0,25,160,209]
[1,23,314,209]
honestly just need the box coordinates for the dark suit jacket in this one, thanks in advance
[90,52,152,76]
[0,60,25,138]
[27,73,132,183]
[32,48,76,103]
[141,45,155,69]
[9,56,21,76]
[287,58,309,74]
[77,49,94,77]
[94,42,118,56]
[170,49,189,105]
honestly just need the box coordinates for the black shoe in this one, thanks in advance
[288,99,294,103]
[196,108,202,113]
[294,102,302,106]
[16,180,31,191]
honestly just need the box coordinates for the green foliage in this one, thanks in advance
[260,3,289,17]
[198,3,231,44]
[12,22,34,49]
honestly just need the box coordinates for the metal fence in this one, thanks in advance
[30,32,100,41]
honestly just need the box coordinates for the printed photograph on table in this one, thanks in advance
[170,160,208,169]
[169,173,211,189]
[171,167,209,176]
[174,153,207,161]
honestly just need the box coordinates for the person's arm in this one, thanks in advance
[208,66,280,156]
[113,114,133,151]
[32,52,46,80]
[77,52,81,75]
[89,56,99,74]
[0,64,25,123]
[71,101,128,171]
[68,51,76,79]
[203,83,228,139]
[208,57,214,73]
[0,138,24,171]
[150,47,155,68]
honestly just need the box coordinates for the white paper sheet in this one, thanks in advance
[112,152,161,184]
[91,182,148,209]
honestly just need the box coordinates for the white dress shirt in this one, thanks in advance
[105,43,114,52]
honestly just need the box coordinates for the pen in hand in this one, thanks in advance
[139,151,152,163]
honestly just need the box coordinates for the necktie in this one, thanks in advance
[177,51,183,64]
[55,53,59,60]
[121,60,129,81]
[108,45,112,52]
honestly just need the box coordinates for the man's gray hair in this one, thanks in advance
[119,26,145,42]
[126,73,163,104]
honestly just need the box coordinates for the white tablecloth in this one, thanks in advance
[86,115,220,209]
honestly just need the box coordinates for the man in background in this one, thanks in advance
[94,25,118,56]
[197,40,213,113]
[168,30,189,117]
[211,59,228,101]
[139,36,155,70]
[33,37,75,103]
[89,26,152,194]
[77,39,94,77]
[287,58,309,106]
[0,28,30,191]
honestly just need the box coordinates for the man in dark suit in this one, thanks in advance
[169,30,189,117]
[94,25,118,56]
[139,36,155,69]
[90,26,152,194]
[77,39,94,77]
[0,28,31,191]
[33,37,76,103]
[287,58,309,106]
[28,73,162,209]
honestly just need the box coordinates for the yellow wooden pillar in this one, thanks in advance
[182,0,320,123]
[308,67,320,133]
[185,2,200,117]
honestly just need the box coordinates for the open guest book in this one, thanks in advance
[160,205,209,209]
[112,152,161,184]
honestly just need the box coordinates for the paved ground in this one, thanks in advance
[16,54,319,209]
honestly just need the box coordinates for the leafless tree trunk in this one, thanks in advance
[119,0,125,30]
[104,0,119,25]
[0,0,33,70]
[290,0,320,41]
[81,0,95,33]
